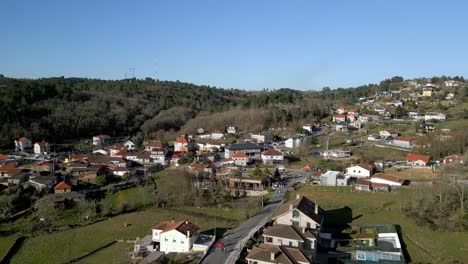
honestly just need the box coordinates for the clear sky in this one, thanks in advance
[1,0,468,90]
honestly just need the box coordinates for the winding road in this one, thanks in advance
[201,175,308,264]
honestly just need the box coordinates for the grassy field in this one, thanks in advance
[289,187,468,263]
[351,145,408,161]
[0,235,19,259]
[8,206,242,264]
[385,167,440,182]
[79,242,130,264]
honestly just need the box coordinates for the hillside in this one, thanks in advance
[0,75,466,148]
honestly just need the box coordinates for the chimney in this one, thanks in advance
[289,203,293,211]
[315,204,319,214]
[296,193,300,200]
[270,250,276,261]
[171,218,174,222]
[187,230,190,237]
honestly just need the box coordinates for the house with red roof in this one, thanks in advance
[14,137,32,151]
[174,137,193,153]
[406,153,430,167]
[232,151,249,166]
[443,154,464,166]
[0,163,23,179]
[0,154,15,165]
[34,141,50,154]
[332,114,346,123]
[54,180,74,193]
[345,163,375,178]
[261,149,284,164]
[171,152,184,166]
[152,220,200,253]
[336,106,347,114]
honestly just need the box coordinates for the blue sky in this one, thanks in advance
[1,0,468,90]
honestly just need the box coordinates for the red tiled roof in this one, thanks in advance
[172,153,183,159]
[222,157,234,162]
[350,163,373,171]
[36,141,49,147]
[17,137,29,143]
[261,149,284,156]
[333,114,346,118]
[406,153,430,163]
[54,181,73,190]
[153,220,199,237]
[145,141,164,149]
[232,152,249,158]
[348,109,357,113]
[175,137,189,144]
[338,106,347,110]
[0,154,10,160]
[394,137,415,142]
[0,163,23,175]
[106,144,126,150]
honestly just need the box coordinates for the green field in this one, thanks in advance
[8,206,242,264]
[290,187,468,263]
[0,235,19,259]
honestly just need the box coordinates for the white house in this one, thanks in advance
[346,163,374,178]
[232,152,249,166]
[370,173,404,187]
[379,130,399,138]
[261,149,284,164]
[332,115,346,123]
[174,137,191,152]
[285,138,302,148]
[302,124,313,133]
[424,112,446,121]
[392,137,416,147]
[34,141,50,154]
[407,112,419,119]
[93,135,111,146]
[358,115,369,123]
[406,153,430,167]
[320,170,344,186]
[14,137,32,151]
[251,134,274,144]
[336,106,347,114]
[123,140,136,150]
[152,220,200,253]
[227,126,237,134]
[271,195,324,231]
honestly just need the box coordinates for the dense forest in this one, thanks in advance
[0,74,466,149]
[0,75,324,148]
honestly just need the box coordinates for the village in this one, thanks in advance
[0,77,466,263]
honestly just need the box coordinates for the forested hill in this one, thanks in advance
[0,75,466,149]
[0,76,310,148]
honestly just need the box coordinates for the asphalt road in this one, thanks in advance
[200,176,303,264]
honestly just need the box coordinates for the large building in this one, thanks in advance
[152,220,200,253]
[225,141,262,159]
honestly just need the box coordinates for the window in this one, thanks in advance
[292,221,299,227]
[181,240,184,244]
[165,238,168,242]
[292,210,299,218]
[353,170,356,173]
[288,241,293,246]
[306,222,311,229]
[173,239,176,243]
